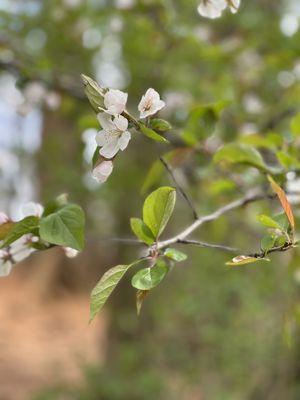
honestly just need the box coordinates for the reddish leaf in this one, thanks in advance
[268,175,295,231]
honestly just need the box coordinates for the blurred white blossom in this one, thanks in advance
[138,88,165,119]
[96,113,131,159]
[63,247,79,258]
[92,160,114,183]
[103,89,128,115]
[197,0,240,19]
[21,202,44,218]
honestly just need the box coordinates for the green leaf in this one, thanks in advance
[273,213,290,232]
[143,186,176,239]
[214,143,268,172]
[261,234,276,253]
[131,261,169,290]
[257,214,282,230]
[90,263,133,322]
[42,194,68,217]
[39,204,85,251]
[1,217,39,248]
[130,218,155,245]
[226,255,270,266]
[149,119,172,132]
[81,74,105,113]
[164,248,187,262]
[92,146,100,168]
[291,112,300,136]
[138,123,168,143]
[276,151,298,169]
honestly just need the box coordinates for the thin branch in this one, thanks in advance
[157,191,276,250]
[160,156,199,220]
[176,239,238,253]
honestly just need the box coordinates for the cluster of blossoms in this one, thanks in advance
[0,203,78,277]
[198,0,240,19]
[92,88,166,183]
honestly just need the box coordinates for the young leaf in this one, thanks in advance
[138,124,168,143]
[136,289,149,316]
[81,74,105,112]
[90,264,132,322]
[164,248,187,262]
[1,217,39,248]
[267,175,295,232]
[257,214,282,230]
[143,186,176,239]
[40,204,85,251]
[130,218,155,245]
[149,119,172,132]
[260,234,276,253]
[42,194,68,217]
[214,143,268,172]
[131,261,169,290]
[226,255,270,266]
[273,213,290,232]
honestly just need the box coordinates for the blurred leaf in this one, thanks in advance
[182,100,229,145]
[1,217,39,248]
[136,289,149,316]
[131,261,169,290]
[273,213,290,232]
[42,194,69,217]
[240,133,283,150]
[40,204,85,251]
[141,148,193,194]
[268,175,295,232]
[276,151,299,169]
[226,255,270,266]
[291,112,300,136]
[143,187,176,238]
[138,123,168,143]
[164,248,187,262]
[214,143,269,172]
[257,214,282,230]
[149,119,172,132]
[261,234,276,253]
[130,218,155,245]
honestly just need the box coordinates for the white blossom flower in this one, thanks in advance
[96,113,131,159]
[0,212,9,225]
[63,247,79,258]
[228,0,240,13]
[103,89,128,115]
[197,0,227,19]
[92,160,114,183]
[0,250,13,277]
[21,202,44,218]
[138,88,166,119]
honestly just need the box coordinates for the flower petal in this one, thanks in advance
[21,202,44,218]
[0,259,12,277]
[92,161,114,183]
[99,138,120,158]
[113,115,128,132]
[104,89,128,115]
[118,131,131,151]
[95,130,113,147]
[97,112,115,131]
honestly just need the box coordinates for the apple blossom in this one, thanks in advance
[92,160,114,183]
[197,0,227,19]
[21,202,44,218]
[96,113,131,159]
[0,212,9,225]
[103,89,128,115]
[138,88,166,119]
[227,0,240,13]
[63,247,79,258]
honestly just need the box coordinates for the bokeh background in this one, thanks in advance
[1,0,300,399]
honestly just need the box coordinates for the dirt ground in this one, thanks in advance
[0,252,107,400]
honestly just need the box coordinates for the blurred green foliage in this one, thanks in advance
[1,0,300,398]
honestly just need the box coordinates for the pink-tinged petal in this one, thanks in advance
[145,88,160,102]
[92,161,114,183]
[118,131,131,151]
[113,115,128,132]
[95,130,113,147]
[99,138,120,159]
[0,212,9,225]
